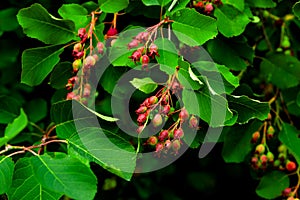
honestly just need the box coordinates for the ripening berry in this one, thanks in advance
[174,128,184,139]
[162,105,171,115]
[141,55,150,68]
[148,96,158,105]
[158,130,169,141]
[66,92,75,100]
[266,151,274,162]
[137,113,147,124]
[204,3,214,13]
[152,113,163,127]
[106,27,118,37]
[255,144,265,154]
[148,43,159,57]
[78,28,86,38]
[172,139,181,153]
[189,115,198,129]
[83,84,91,97]
[74,51,84,59]
[267,126,275,135]
[72,59,82,72]
[136,106,147,114]
[97,42,104,54]
[251,131,260,143]
[147,136,158,146]
[179,108,189,122]
[73,43,82,52]
[260,154,268,165]
[282,187,292,197]
[164,139,172,149]
[286,160,297,172]
[84,55,96,68]
[129,50,142,63]
[155,142,164,152]
[278,144,287,153]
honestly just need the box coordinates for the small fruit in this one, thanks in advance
[152,113,163,127]
[251,131,260,143]
[204,3,214,13]
[158,130,169,141]
[164,139,172,149]
[78,28,86,38]
[255,144,265,154]
[286,160,297,172]
[266,152,274,162]
[147,136,158,146]
[106,27,118,37]
[141,55,150,69]
[73,43,82,51]
[129,50,142,63]
[128,39,139,49]
[83,84,91,97]
[148,43,158,57]
[179,108,189,122]
[173,128,184,139]
[278,144,287,153]
[282,187,292,197]
[72,59,82,72]
[189,115,198,129]
[260,154,268,165]
[273,159,281,167]
[162,105,171,115]
[155,142,164,152]
[84,55,96,67]
[137,113,147,124]
[172,139,181,153]
[136,106,147,114]
[97,42,104,54]
[148,96,158,105]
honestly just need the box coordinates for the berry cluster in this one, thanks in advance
[128,32,159,70]
[193,0,222,15]
[135,70,200,156]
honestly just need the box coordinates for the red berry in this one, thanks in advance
[137,113,147,124]
[286,161,297,171]
[141,55,150,68]
[173,128,184,139]
[251,131,260,143]
[148,96,158,105]
[205,3,214,13]
[148,136,158,146]
[66,92,75,100]
[162,105,170,115]
[179,108,189,122]
[74,51,84,59]
[155,142,164,152]
[282,187,292,197]
[106,27,118,37]
[78,28,86,38]
[152,113,163,127]
[196,2,204,8]
[97,42,104,54]
[129,50,142,63]
[260,154,268,165]
[136,106,147,114]
[158,130,169,141]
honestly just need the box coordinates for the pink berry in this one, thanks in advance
[97,42,104,54]
[128,39,140,49]
[162,105,170,115]
[205,3,214,13]
[173,128,184,139]
[158,130,169,141]
[179,108,189,122]
[78,28,86,38]
[152,113,163,127]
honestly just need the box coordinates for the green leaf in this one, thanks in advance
[31,154,97,200]
[214,5,250,37]
[100,66,127,94]
[17,3,76,44]
[142,0,172,6]
[99,0,129,13]
[223,0,244,11]
[222,120,262,163]
[192,61,239,94]
[24,98,48,123]
[67,127,136,181]
[0,109,28,147]
[130,77,158,94]
[260,53,300,89]
[246,0,276,8]
[227,95,270,124]
[49,62,73,89]
[279,123,300,164]
[281,87,300,117]
[171,8,218,46]
[0,96,21,124]
[206,37,254,71]
[58,4,89,30]
[51,100,136,180]
[256,171,289,199]
[21,45,64,86]
[293,2,300,19]
[155,37,179,70]
[0,156,14,194]
[0,8,19,32]
[182,87,233,127]
[7,158,62,200]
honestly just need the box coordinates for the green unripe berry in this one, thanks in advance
[282,36,291,48]
[266,151,274,162]
[278,144,287,153]
[255,144,265,154]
